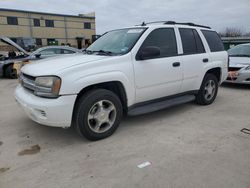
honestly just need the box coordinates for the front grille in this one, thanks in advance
[228,67,242,72]
[20,73,36,92]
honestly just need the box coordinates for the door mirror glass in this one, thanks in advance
[139,46,160,60]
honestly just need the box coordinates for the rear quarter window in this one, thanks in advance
[201,30,224,52]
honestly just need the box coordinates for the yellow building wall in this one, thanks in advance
[0,10,96,48]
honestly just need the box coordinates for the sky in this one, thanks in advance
[0,0,249,34]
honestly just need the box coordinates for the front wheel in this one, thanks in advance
[195,74,219,105]
[73,89,123,141]
[5,65,17,79]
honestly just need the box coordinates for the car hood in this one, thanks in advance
[21,54,111,76]
[0,36,29,56]
[229,56,250,67]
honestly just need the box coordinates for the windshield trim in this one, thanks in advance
[86,27,148,56]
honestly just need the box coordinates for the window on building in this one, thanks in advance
[45,20,54,27]
[84,22,91,29]
[36,38,42,46]
[47,38,56,45]
[33,19,40,27]
[201,30,224,52]
[139,28,178,58]
[179,28,205,54]
[7,17,18,25]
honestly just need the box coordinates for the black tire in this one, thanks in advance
[195,73,219,105]
[5,65,17,79]
[73,89,123,141]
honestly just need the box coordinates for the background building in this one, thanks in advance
[0,8,96,50]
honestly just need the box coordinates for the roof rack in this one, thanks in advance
[164,21,211,29]
[136,21,211,29]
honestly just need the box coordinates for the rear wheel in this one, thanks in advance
[74,89,123,141]
[195,74,218,105]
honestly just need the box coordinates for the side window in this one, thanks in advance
[63,49,76,54]
[40,49,60,56]
[179,28,205,54]
[201,30,224,52]
[139,28,177,59]
[193,30,205,53]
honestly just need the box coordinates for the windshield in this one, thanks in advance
[228,45,250,57]
[86,28,146,55]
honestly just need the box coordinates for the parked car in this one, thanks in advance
[13,46,82,78]
[0,37,81,78]
[15,21,228,140]
[224,43,250,84]
[0,36,30,78]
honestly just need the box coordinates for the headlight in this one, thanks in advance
[34,76,61,98]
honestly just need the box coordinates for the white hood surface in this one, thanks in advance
[21,54,111,76]
[229,56,250,67]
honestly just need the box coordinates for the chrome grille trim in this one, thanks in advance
[20,73,36,92]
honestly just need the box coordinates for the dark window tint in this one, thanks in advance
[140,28,177,58]
[33,19,40,27]
[7,17,18,25]
[179,28,205,54]
[36,38,42,46]
[45,20,54,27]
[193,30,205,53]
[84,22,91,29]
[201,30,224,52]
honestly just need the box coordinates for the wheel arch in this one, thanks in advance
[3,62,14,77]
[205,67,222,82]
[73,81,128,116]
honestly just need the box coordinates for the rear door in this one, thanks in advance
[178,28,209,92]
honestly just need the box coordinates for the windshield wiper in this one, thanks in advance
[84,49,116,56]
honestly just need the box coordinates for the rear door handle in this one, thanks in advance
[172,62,180,67]
[203,58,209,63]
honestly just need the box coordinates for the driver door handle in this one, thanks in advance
[172,62,180,67]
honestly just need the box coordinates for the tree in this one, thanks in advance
[219,27,244,37]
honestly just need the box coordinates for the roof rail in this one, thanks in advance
[136,21,211,29]
[164,21,211,29]
[135,21,167,26]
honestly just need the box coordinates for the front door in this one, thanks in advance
[133,28,183,103]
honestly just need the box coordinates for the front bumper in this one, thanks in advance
[15,85,77,127]
[224,71,250,84]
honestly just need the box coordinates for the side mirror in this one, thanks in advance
[35,53,41,58]
[138,46,160,60]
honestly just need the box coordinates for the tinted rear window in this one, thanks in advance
[201,30,224,52]
[179,28,205,54]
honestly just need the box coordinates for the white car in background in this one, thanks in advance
[225,43,250,84]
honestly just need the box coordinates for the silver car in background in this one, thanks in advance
[225,43,250,84]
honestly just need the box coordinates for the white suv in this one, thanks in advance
[15,21,228,140]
